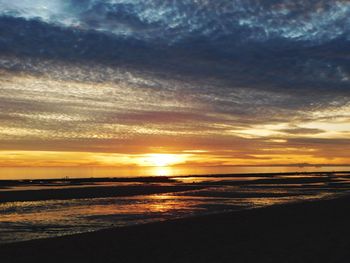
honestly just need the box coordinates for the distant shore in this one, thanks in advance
[1,193,350,263]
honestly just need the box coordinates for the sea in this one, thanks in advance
[0,166,350,244]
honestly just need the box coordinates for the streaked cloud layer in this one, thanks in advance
[0,0,349,167]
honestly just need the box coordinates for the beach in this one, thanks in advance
[0,172,350,262]
[1,194,350,263]
[2,1,350,262]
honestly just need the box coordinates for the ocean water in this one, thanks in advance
[0,172,350,244]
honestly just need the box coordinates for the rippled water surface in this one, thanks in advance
[1,172,350,244]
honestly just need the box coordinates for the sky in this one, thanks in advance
[0,0,350,169]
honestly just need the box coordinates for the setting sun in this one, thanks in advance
[141,154,185,167]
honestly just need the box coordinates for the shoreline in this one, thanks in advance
[1,170,349,183]
[1,194,350,263]
[0,184,205,203]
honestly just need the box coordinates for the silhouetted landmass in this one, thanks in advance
[0,185,205,203]
[0,176,176,187]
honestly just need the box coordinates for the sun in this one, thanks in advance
[143,154,183,167]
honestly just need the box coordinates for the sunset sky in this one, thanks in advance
[0,0,350,169]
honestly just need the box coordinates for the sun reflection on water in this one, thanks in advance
[2,172,350,244]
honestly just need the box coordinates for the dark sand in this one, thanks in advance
[0,184,204,203]
[1,194,350,263]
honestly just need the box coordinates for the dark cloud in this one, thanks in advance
[3,0,350,42]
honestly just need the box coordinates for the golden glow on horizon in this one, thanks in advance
[139,154,186,167]
[0,150,350,168]
[153,166,173,176]
[0,151,191,168]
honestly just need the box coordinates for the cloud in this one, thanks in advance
[280,127,325,135]
[1,0,350,43]
[0,1,349,166]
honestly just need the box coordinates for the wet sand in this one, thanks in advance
[0,184,204,203]
[1,194,350,263]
